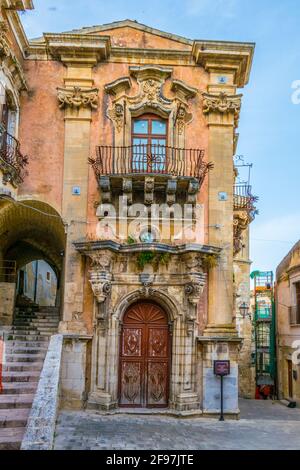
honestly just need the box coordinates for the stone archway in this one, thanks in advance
[0,199,66,319]
[119,301,171,408]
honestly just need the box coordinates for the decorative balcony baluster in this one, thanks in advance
[90,144,211,185]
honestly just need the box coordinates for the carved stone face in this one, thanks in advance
[178,106,186,119]
[115,103,124,117]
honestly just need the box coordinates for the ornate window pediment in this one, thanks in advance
[104,66,198,147]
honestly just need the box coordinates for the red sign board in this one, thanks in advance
[214,360,230,376]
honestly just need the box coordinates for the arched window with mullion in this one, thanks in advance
[132,114,167,173]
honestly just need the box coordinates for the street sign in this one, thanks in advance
[214,360,230,422]
[214,360,230,376]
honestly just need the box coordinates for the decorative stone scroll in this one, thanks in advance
[185,273,207,308]
[57,86,99,110]
[202,91,242,128]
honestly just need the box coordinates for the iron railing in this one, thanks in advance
[0,127,28,184]
[0,260,17,283]
[289,306,300,326]
[90,144,211,183]
[234,184,258,215]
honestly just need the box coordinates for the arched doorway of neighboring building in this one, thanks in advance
[119,301,171,408]
[17,260,58,307]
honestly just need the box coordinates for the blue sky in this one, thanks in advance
[20,0,300,276]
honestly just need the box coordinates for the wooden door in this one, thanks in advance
[288,360,293,398]
[119,302,170,408]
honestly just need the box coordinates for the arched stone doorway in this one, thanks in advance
[119,301,171,408]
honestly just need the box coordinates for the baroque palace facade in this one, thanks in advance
[0,0,256,415]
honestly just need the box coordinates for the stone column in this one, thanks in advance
[203,85,242,336]
[58,70,99,333]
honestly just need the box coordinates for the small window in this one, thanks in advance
[46,272,51,282]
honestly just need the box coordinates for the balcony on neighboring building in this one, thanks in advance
[90,144,211,205]
[0,124,28,190]
[234,184,257,216]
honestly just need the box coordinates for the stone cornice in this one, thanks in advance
[74,240,222,256]
[1,0,33,10]
[43,33,111,65]
[192,40,255,88]
[104,77,131,96]
[57,86,99,110]
[171,79,197,103]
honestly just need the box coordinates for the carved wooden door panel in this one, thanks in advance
[119,302,170,408]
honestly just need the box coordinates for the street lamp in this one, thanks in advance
[239,302,251,320]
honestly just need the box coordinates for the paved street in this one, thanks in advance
[54,400,300,450]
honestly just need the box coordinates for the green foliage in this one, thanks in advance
[202,254,219,271]
[137,252,156,270]
[137,251,171,271]
[127,235,136,245]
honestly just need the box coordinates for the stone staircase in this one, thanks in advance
[0,303,59,450]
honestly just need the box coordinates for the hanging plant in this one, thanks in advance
[137,251,156,270]
[201,254,219,271]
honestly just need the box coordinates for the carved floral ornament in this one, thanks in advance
[202,91,242,127]
[57,86,99,110]
[104,66,198,139]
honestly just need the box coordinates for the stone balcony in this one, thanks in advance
[233,184,258,256]
[89,144,212,205]
[0,124,28,196]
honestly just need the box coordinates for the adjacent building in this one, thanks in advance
[0,1,257,415]
[276,241,300,405]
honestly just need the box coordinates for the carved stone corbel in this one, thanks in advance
[233,210,250,256]
[144,176,155,205]
[166,178,177,205]
[89,270,112,305]
[57,86,99,110]
[123,177,133,205]
[99,176,111,203]
[187,178,200,204]
[185,273,207,306]
[108,102,124,133]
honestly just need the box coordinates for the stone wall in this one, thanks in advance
[60,336,92,409]
[0,282,15,326]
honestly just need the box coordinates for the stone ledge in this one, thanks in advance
[21,334,63,451]
[74,239,222,256]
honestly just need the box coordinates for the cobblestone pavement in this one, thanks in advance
[54,400,300,450]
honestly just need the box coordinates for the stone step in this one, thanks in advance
[0,394,34,410]
[38,306,59,312]
[1,371,40,383]
[11,329,40,335]
[5,346,48,354]
[5,340,49,348]
[5,353,46,363]
[3,362,43,372]
[1,382,38,395]
[0,409,30,429]
[9,335,49,341]
[0,428,25,450]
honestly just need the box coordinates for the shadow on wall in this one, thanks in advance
[17,260,57,307]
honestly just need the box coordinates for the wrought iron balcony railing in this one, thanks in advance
[0,126,28,186]
[90,144,211,183]
[234,184,258,216]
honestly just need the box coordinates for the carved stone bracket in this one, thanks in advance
[202,92,242,128]
[99,175,111,203]
[123,177,133,205]
[187,178,200,204]
[144,176,155,205]
[88,251,114,304]
[233,210,251,256]
[166,178,177,205]
[185,272,207,307]
[57,86,99,110]
[89,271,112,304]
